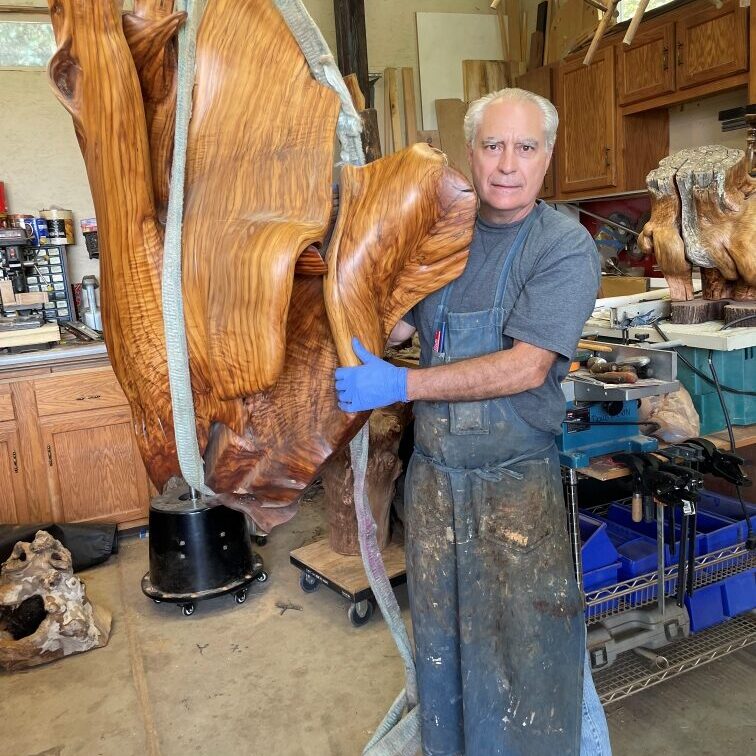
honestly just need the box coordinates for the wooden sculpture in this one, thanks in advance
[46,0,476,533]
[638,146,755,324]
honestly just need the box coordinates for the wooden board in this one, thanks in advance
[462,60,509,103]
[0,323,59,349]
[290,537,406,597]
[506,0,522,61]
[435,98,472,183]
[545,0,600,65]
[402,67,418,144]
[416,12,503,131]
[386,67,403,152]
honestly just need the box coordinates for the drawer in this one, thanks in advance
[34,368,129,416]
[0,386,14,422]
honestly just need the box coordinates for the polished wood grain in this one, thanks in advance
[47,0,183,488]
[325,144,476,366]
[40,407,149,524]
[33,367,128,417]
[46,1,476,533]
[183,0,340,402]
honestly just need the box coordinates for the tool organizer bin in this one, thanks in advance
[697,490,756,535]
[720,568,756,617]
[684,583,728,632]
[676,346,756,433]
[579,513,619,571]
[605,502,742,557]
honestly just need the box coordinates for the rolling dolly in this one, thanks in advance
[141,484,268,616]
[289,537,407,626]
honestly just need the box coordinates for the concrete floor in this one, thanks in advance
[2,490,754,756]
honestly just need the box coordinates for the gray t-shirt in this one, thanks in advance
[403,202,600,435]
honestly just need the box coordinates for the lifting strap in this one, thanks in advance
[162,3,418,752]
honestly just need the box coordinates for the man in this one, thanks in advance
[335,88,611,755]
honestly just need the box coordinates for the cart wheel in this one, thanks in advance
[181,603,195,617]
[300,572,319,593]
[254,535,268,547]
[234,589,247,604]
[348,600,374,627]
[256,570,269,583]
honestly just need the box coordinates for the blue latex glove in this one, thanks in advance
[335,338,408,412]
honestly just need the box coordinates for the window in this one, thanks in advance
[619,0,676,22]
[0,21,56,68]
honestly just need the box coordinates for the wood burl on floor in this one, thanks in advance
[45,0,476,536]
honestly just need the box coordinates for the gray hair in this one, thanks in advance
[463,87,559,152]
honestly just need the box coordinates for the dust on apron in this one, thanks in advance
[406,202,585,756]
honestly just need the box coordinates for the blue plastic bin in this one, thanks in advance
[685,583,727,632]
[583,561,620,592]
[606,502,741,557]
[721,569,756,617]
[579,513,619,572]
[697,490,756,539]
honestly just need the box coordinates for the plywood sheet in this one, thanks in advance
[417,12,503,130]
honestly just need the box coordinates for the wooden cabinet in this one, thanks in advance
[0,365,151,527]
[617,22,676,105]
[557,47,617,194]
[40,407,149,526]
[675,1,748,90]
[0,424,26,524]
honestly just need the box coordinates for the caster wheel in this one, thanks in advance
[234,589,247,604]
[254,535,268,547]
[256,571,269,583]
[348,600,374,627]
[181,603,195,617]
[300,572,319,593]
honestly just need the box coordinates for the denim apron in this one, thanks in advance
[405,203,585,755]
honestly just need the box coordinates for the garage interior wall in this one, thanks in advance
[0,0,745,284]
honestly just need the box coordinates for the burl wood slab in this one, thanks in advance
[46,0,475,532]
[638,146,756,314]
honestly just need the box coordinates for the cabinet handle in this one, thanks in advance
[12,450,18,474]
[676,42,683,66]
[662,46,669,71]
[47,444,53,467]
[605,146,611,168]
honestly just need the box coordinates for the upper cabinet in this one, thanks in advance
[557,47,617,194]
[617,22,676,105]
[675,1,749,89]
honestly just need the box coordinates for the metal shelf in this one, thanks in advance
[594,613,756,704]
[585,542,755,625]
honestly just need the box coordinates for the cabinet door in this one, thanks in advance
[557,48,617,194]
[41,407,150,525]
[617,23,676,105]
[675,1,748,89]
[0,425,27,524]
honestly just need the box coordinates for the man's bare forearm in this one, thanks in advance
[406,341,557,402]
